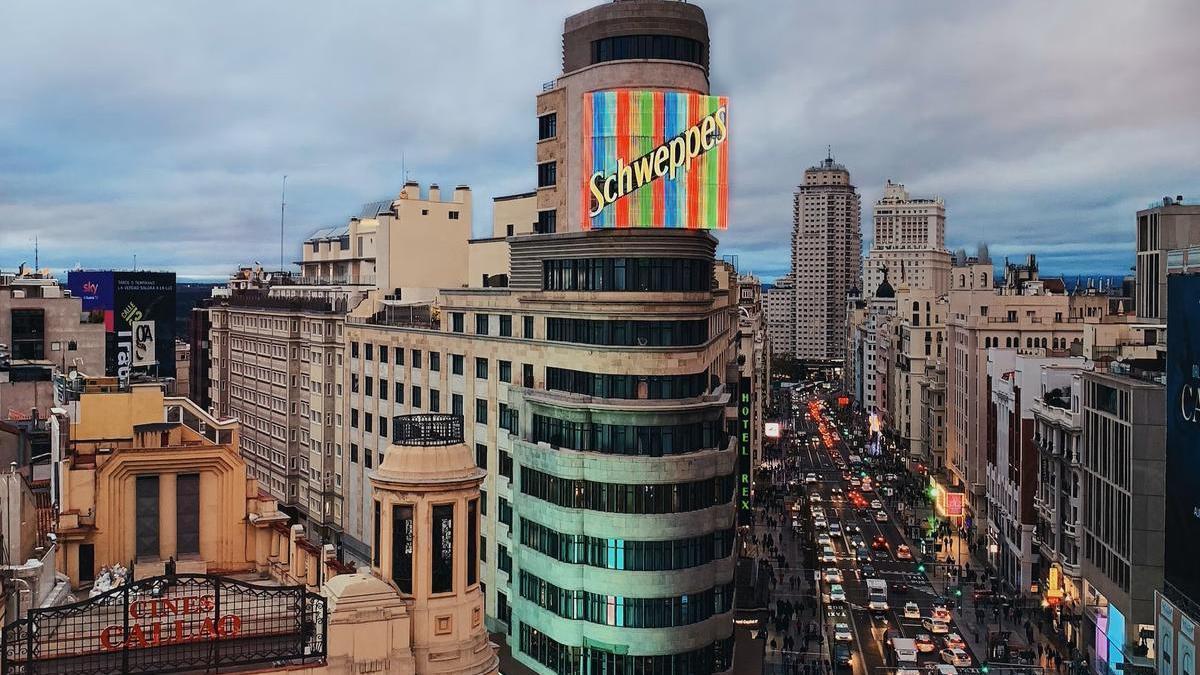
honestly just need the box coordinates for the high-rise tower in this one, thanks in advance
[862,179,950,297]
[790,154,862,361]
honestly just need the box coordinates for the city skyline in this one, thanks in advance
[2,0,1197,280]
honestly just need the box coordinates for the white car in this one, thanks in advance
[814,518,828,530]
[903,602,921,619]
[932,666,959,675]
[829,584,846,602]
[870,499,883,509]
[817,534,833,547]
[820,546,837,563]
[809,493,822,503]
[805,473,818,484]
[874,510,889,522]
[940,648,972,667]
[833,623,853,641]
[828,523,842,536]
[824,568,843,583]
[896,670,922,675]
[922,617,950,634]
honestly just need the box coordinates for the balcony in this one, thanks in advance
[346,304,439,330]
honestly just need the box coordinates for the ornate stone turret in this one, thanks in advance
[369,414,497,675]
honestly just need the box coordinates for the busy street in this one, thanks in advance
[751,388,1082,675]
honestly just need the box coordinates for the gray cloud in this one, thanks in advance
[1,0,1196,280]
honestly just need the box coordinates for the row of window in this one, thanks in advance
[545,318,708,347]
[542,257,712,292]
[532,414,726,457]
[590,34,705,67]
[520,466,734,515]
[519,517,735,571]
[449,312,532,339]
[519,571,733,629]
[545,366,708,400]
[520,625,733,675]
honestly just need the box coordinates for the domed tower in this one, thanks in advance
[369,414,498,675]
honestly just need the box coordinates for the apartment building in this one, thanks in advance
[207,185,469,546]
[985,352,1089,597]
[1135,196,1200,322]
[344,230,740,673]
[765,274,795,357]
[790,154,862,361]
[946,254,1109,522]
[863,180,950,297]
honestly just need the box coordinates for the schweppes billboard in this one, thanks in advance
[582,90,729,230]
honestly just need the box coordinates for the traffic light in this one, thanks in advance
[954,587,962,597]
[926,486,937,498]
[980,663,989,674]
[917,564,926,573]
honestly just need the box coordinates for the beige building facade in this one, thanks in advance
[863,180,950,297]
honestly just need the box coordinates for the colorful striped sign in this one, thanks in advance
[582,90,729,230]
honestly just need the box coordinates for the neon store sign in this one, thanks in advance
[99,596,242,651]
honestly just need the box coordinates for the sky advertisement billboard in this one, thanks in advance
[582,90,728,230]
[67,271,176,379]
[1166,274,1200,604]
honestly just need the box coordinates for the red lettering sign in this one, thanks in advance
[100,594,240,651]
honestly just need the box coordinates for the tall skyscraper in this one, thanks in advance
[862,180,950,296]
[790,154,861,360]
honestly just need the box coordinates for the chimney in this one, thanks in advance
[453,185,471,203]
[428,183,440,201]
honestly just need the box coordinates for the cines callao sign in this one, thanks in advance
[581,90,729,230]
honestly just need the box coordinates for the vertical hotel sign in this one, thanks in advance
[582,90,729,230]
[738,376,752,525]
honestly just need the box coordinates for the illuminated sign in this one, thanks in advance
[945,492,964,517]
[582,90,729,230]
[738,377,752,524]
[133,320,157,367]
[764,422,781,438]
[1166,275,1200,603]
[837,396,850,407]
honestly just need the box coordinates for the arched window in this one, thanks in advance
[959,274,965,287]
[1041,337,1048,348]
[1026,337,1033,348]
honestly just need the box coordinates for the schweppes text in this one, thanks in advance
[588,106,728,218]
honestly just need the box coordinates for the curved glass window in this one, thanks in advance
[520,626,733,675]
[591,34,705,68]
[520,517,734,571]
[545,318,707,347]
[543,257,712,292]
[520,466,733,514]
[519,571,733,628]
[546,366,708,399]
[532,413,725,456]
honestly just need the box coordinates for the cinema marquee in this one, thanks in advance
[1,574,326,675]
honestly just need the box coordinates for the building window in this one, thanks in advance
[136,475,160,559]
[476,357,489,380]
[520,466,734,514]
[542,257,713,292]
[475,399,488,425]
[538,112,557,140]
[452,354,464,375]
[523,315,535,339]
[499,404,519,435]
[430,389,441,412]
[176,473,200,555]
[499,360,512,383]
[395,382,404,403]
[412,349,422,369]
[351,443,359,464]
[476,443,488,469]
[431,504,454,594]
[10,309,45,360]
[523,363,534,388]
[452,394,464,416]
[364,413,373,433]
[351,409,359,428]
[392,505,414,594]
[590,34,704,67]
[475,314,489,335]
[467,499,479,586]
[452,313,464,333]
[395,347,405,366]
[365,376,373,397]
[545,317,708,347]
[372,500,381,566]
[429,352,440,371]
[365,343,373,361]
[537,161,556,188]
[351,341,359,358]
[499,450,513,480]
[412,387,422,409]
[535,210,556,234]
[499,315,512,337]
[448,211,460,220]
[379,345,388,362]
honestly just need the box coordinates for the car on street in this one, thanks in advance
[932,601,951,621]
[892,582,911,594]
[829,584,846,602]
[813,517,828,529]
[848,454,861,463]
[886,473,898,482]
[860,482,874,493]
[824,568,842,584]
[883,628,903,647]
[805,473,818,484]
[820,546,837,563]
[942,633,967,651]
[849,478,861,488]
[845,523,860,534]
[809,493,822,503]
[913,634,937,653]
[931,665,959,675]
[861,563,878,577]
[855,548,871,563]
[903,602,921,619]
[940,648,972,667]
[895,544,913,560]
[871,499,883,509]
[833,643,852,667]
[922,617,950,634]
[791,517,801,528]
[833,623,852,641]
[972,588,994,603]
[828,522,842,536]
[830,487,843,497]
[841,470,852,481]
[871,535,889,550]
[875,510,889,522]
[856,507,872,517]
[817,533,833,547]
[896,670,921,675]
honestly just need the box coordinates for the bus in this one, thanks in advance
[867,578,888,611]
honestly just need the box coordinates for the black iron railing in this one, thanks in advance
[392,413,464,446]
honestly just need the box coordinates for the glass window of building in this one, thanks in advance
[537,161,556,188]
[475,314,489,335]
[475,398,488,425]
[431,504,454,594]
[452,354,464,375]
[395,347,405,365]
[412,386,422,409]
[535,210,556,234]
[499,314,512,337]
[351,341,359,358]
[475,443,488,469]
[176,473,200,555]
[499,360,512,383]
[430,389,441,412]
[135,475,159,559]
[429,352,440,371]
[379,345,388,362]
[523,315,535,338]
[452,394,464,416]
[467,499,479,586]
[451,312,464,333]
[537,112,556,140]
[392,505,414,594]
[412,349,422,369]
[475,357,489,379]
[365,343,373,361]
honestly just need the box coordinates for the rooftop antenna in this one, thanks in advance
[280,175,287,273]
[827,145,833,161]
[34,234,38,272]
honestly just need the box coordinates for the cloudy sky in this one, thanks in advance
[1,0,1197,281]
